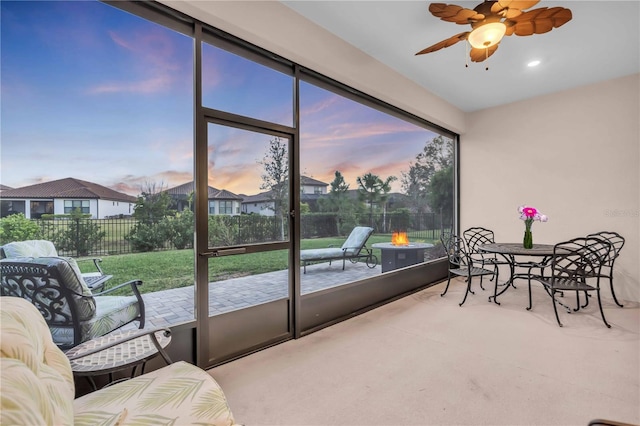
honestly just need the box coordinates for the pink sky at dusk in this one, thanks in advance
[1,0,444,199]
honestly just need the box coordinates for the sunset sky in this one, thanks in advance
[1,0,440,197]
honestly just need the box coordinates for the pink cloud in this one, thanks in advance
[300,95,339,116]
[111,171,193,196]
[87,75,172,95]
[208,164,259,195]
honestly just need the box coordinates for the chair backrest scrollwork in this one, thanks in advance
[0,258,97,328]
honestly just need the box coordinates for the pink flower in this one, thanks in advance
[517,205,549,223]
[518,206,538,219]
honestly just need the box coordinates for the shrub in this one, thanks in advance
[50,209,106,256]
[126,221,169,252]
[208,215,239,246]
[0,213,41,245]
[165,210,194,249]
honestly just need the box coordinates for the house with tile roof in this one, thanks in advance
[241,176,328,215]
[300,176,328,196]
[164,181,243,216]
[240,191,274,216]
[0,178,137,219]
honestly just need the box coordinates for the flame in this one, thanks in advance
[391,231,409,246]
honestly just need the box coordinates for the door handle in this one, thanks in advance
[199,247,247,257]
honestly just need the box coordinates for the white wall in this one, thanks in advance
[462,74,640,302]
[98,199,134,219]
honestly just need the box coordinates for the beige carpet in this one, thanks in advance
[209,277,640,426]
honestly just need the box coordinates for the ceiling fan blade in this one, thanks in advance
[429,3,484,24]
[505,7,572,36]
[493,0,540,13]
[470,44,499,63]
[491,0,540,19]
[415,32,469,55]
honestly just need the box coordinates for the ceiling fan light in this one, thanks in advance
[468,22,507,49]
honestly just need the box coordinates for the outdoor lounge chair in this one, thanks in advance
[300,226,377,273]
[0,256,145,349]
[0,239,110,292]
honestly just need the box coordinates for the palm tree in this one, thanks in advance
[356,173,396,230]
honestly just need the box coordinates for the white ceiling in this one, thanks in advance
[281,1,640,112]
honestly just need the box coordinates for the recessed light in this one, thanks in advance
[527,60,541,67]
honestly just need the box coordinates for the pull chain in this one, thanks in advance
[485,47,489,71]
[465,40,469,68]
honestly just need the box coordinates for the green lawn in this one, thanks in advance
[80,234,438,295]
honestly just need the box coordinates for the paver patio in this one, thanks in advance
[136,261,382,329]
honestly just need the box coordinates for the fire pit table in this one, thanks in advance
[372,242,434,273]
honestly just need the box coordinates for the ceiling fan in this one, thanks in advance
[415,0,572,63]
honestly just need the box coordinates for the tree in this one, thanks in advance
[132,182,173,225]
[401,135,453,213]
[319,171,358,235]
[428,166,454,229]
[356,172,397,230]
[259,137,289,240]
[126,182,174,251]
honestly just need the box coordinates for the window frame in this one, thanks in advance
[64,199,90,214]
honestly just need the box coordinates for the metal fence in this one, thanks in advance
[31,212,448,257]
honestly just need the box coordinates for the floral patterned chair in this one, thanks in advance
[0,297,238,426]
[0,256,144,349]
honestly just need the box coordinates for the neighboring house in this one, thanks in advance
[300,176,328,211]
[241,191,275,216]
[301,176,327,196]
[241,176,329,215]
[0,185,14,191]
[0,177,136,219]
[165,181,242,216]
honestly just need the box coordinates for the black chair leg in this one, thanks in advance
[441,274,452,297]
[489,271,501,305]
[574,291,581,312]
[609,277,624,308]
[596,290,612,328]
[459,276,473,307]
[551,290,563,327]
[478,265,486,291]
[582,290,590,309]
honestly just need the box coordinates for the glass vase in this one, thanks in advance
[523,229,533,249]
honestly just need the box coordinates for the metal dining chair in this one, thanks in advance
[462,227,510,290]
[586,231,626,307]
[440,233,497,306]
[528,236,612,327]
